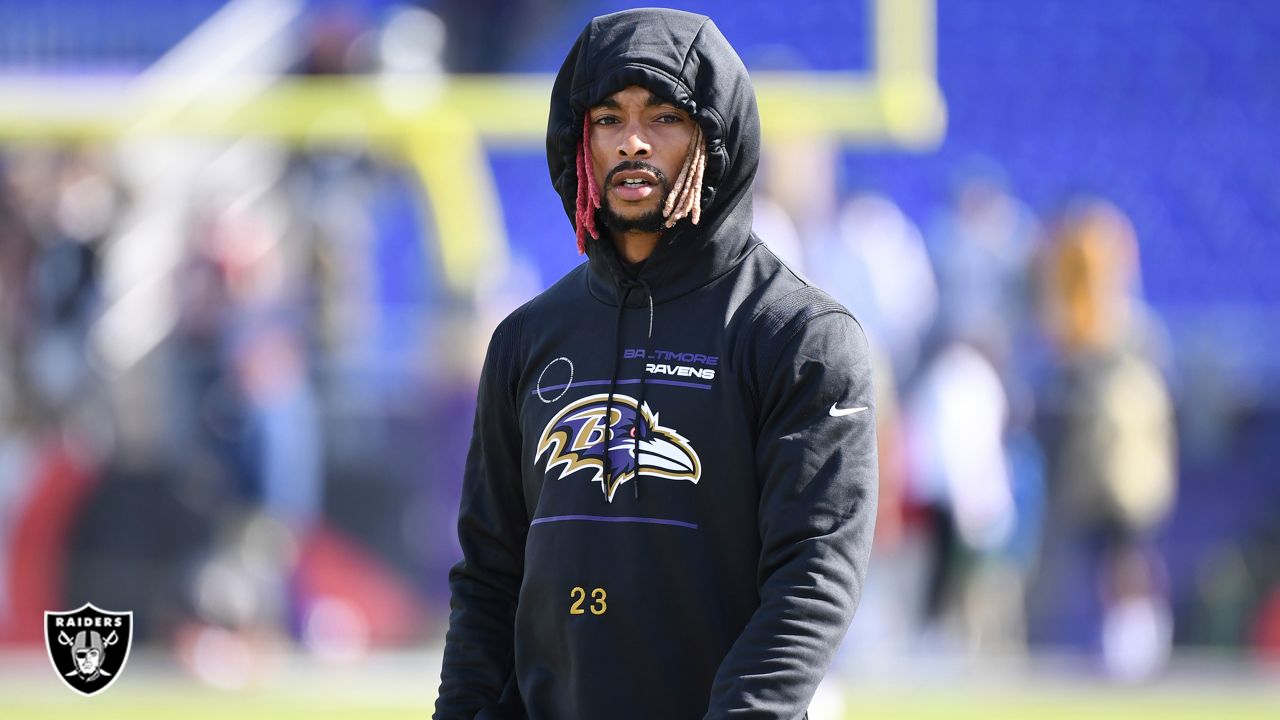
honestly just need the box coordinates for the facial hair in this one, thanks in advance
[599,161,671,235]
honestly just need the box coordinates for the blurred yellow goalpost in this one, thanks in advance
[0,0,944,295]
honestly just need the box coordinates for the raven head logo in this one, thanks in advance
[536,393,700,502]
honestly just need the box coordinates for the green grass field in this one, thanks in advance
[6,686,1278,720]
[4,688,1278,720]
[3,651,1277,719]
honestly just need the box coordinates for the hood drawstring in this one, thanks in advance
[602,284,632,498]
[632,277,656,500]
[602,276,657,502]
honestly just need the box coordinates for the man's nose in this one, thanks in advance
[617,126,651,157]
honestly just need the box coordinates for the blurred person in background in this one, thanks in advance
[814,191,938,382]
[435,9,878,719]
[0,148,121,645]
[898,329,1048,661]
[926,164,1043,366]
[1031,197,1177,680]
[890,166,1051,658]
[167,162,425,683]
[904,339,1017,654]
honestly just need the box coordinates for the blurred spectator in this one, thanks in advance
[0,147,122,645]
[903,340,1024,655]
[1032,198,1177,679]
[925,164,1043,382]
[811,191,938,381]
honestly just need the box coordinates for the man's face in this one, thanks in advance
[589,85,696,235]
[76,647,101,675]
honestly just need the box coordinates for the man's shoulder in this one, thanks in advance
[483,261,589,344]
[731,241,871,406]
[522,260,591,316]
[738,241,858,342]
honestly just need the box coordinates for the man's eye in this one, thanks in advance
[657,114,683,123]
[593,116,619,125]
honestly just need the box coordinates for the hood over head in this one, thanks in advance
[547,8,762,306]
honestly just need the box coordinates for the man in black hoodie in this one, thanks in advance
[434,9,877,720]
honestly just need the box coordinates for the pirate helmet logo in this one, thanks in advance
[44,603,133,696]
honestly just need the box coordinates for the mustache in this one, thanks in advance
[603,160,670,190]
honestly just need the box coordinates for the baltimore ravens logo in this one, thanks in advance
[536,393,700,502]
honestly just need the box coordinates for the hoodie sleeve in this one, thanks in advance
[704,303,878,720]
[434,311,529,720]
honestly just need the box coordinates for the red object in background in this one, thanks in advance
[0,438,94,645]
[293,525,424,647]
[1252,584,1280,662]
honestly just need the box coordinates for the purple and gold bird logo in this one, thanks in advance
[536,393,700,502]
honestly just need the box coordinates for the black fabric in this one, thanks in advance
[436,8,878,720]
[621,257,647,276]
[744,285,854,416]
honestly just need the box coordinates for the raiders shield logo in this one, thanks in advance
[44,603,133,696]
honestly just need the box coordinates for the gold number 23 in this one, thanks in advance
[569,586,607,615]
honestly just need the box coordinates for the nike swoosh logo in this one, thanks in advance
[829,403,868,417]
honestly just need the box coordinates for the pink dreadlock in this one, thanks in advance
[575,113,602,254]
[574,110,707,255]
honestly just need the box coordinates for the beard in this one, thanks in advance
[599,161,671,236]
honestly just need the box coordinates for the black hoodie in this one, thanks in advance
[434,9,877,720]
